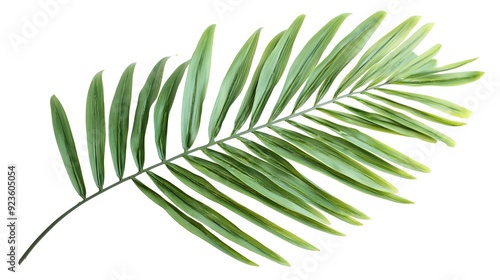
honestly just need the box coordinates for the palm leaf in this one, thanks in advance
[86,71,106,189]
[50,96,86,199]
[130,57,169,170]
[393,71,483,86]
[154,60,190,159]
[182,25,215,150]
[21,11,484,267]
[108,63,135,179]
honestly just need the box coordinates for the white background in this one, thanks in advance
[1,0,499,279]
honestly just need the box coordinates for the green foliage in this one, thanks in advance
[30,11,483,266]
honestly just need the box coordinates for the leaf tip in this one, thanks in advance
[280,259,291,267]
[447,140,457,147]
[50,94,58,103]
[407,174,417,180]
[206,24,217,33]
[310,245,320,251]
[336,231,346,237]
[357,213,371,220]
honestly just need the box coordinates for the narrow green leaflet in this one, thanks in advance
[130,57,169,170]
[304,114,430,172]
[133,178,257,266]
[50,96,86,199]
[293,11,386,111]
[335,102,437,143]
[185,155,343,235]
[166,162,317,250]
[270,126,397,193]
[237,137,368,219]
[232,31,285,134]
[85,71,105,189]
[352,23,434,90]
[208,29,261,141]
[203,148,329,224]
[219,142,362,225]
[269,14,349,120]
[408,58,477,77]
[317,108,404,135]
[393,71,484,86]
[250,15,305,127]
[287,120,415,179]
[108,63,135,179]
[147,171,289,266]
[182,25,216,150]
[335,16,421,95]
[254,131,412,204]
[154,60,190,160]
[352,96,456,146]
[376,88,472,118]
[363,92,465,126]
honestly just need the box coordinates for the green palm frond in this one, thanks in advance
[20,11,483,266]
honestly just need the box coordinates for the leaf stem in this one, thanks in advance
[19,87,372,265]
